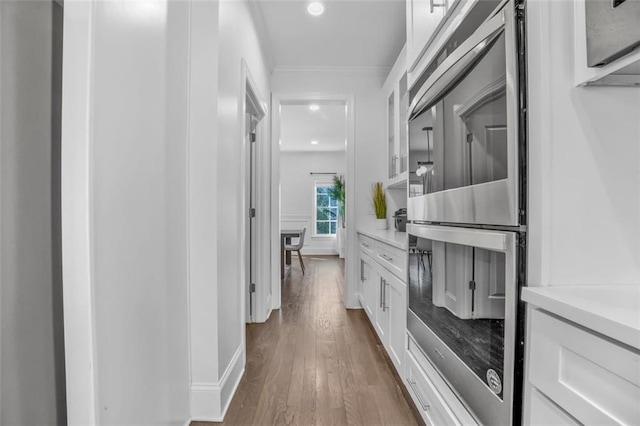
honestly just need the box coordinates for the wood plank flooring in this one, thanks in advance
[194,255,421,426]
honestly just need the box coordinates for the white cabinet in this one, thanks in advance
[384,49,409,189]
[524,307,640,425]
[527,388,580,426]
[386,271,407,372]
[373,260,407,374]
[406,335,478,425]
[358,252,376,320]
[406,0,448,70]
[356,231,408,376]
[374,269,390,345]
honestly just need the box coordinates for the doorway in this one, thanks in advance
[242,62,267,323]
[271,95,357,310]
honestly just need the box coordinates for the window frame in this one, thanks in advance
[313,180,339,238]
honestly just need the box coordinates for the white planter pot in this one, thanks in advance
[375,218,387,230]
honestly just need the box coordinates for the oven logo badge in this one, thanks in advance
[486,369,502,395]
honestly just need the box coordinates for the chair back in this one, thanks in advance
[293,227,306,250]
[416,236,432,252]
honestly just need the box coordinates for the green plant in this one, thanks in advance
[371,182,387,219]
[327,175,346,228]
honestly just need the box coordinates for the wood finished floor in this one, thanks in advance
[194,255,421,426]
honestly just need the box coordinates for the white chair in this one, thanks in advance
[285,227,306,274]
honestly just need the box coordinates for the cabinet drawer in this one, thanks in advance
[406,351,456,426]
[527,387,580,426]
[358,234,375,257]
[407,336,477,426]
[375,241,407,280]
[528,308,640,425]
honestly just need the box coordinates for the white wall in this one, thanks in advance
[186,0,222,418]
[0,1,65,423]
[527,0,640,287]
[272,68,388,307]
[190,0,272,419]
[62,1,190,423]
[280,151,346,254]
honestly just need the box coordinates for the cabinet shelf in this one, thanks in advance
[385,171,408,190]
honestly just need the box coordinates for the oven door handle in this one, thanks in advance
[409,9,505,120]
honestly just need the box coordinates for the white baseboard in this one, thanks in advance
[300,247,338,256]
[190,345,245,422]
[257,307,272,323]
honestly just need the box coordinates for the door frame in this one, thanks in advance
[270,93,357,310]
[240,59,267,324]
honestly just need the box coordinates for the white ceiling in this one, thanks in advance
[280,103,347,152]
[256,0,406,69]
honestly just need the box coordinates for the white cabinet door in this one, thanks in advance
[527,388,580,426]
[407,0,446,68]
[374,269,389,346]
[386,271,406,372]
[361,253,376,321]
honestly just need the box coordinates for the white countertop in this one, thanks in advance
[357,228,408,250]
[522,285,640,350]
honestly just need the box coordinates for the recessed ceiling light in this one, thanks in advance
[309,104,320,111]
[311,140,319,145]
[307,1,325,16]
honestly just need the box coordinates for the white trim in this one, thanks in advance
[240,58,268,325]
[186,2,221,421]
[273,65,391,75]
[300,248,339,256]
[246,0,274,72]
[526,0,552,287]
[185,0,194,417]
[0,3,4,417]
[60,1,100,423]
[190,345,245,422]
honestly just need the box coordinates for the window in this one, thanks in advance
[314,182,338,236]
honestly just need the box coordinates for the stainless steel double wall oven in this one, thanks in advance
[407,0,526,425]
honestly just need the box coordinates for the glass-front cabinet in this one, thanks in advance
[385,68,410,188]
[388,91,396,179]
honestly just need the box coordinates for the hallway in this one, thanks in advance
[199,256,420,425]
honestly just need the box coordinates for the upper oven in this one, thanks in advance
[408,1,525,228]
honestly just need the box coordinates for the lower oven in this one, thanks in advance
[407,223,524,425]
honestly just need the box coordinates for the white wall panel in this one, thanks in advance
[62,1,191,423]
[527,0,640,286]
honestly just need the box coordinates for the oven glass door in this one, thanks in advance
[407,224,518,425]
[408,7,520,226]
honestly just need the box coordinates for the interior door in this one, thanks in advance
[246,114,258,321]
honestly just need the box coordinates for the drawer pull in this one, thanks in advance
[407,378,431,411]
[362,242,370,248]
[380,254,393,262]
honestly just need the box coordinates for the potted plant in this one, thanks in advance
[327,175,346,258]
[372,182,387,230]
[327,175,345,228]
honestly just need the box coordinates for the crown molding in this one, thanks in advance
[273,65,392,75]
[246,0,275,72]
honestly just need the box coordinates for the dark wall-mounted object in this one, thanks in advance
[586,0,640,67]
